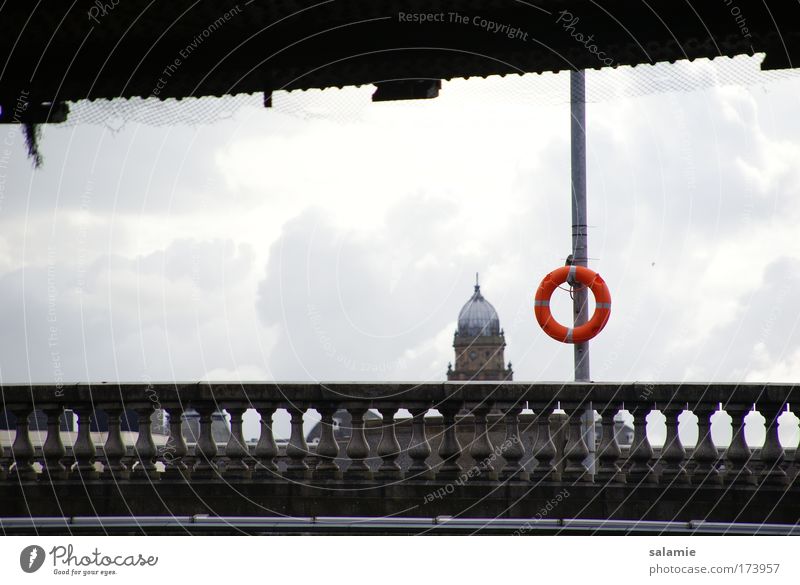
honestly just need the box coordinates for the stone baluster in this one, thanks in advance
[192,406,219,478]
[659,403,688,484]
[407,406,432,479]
[0,410,11,479]
[0,444,8,481]
[724,404,753,485]
[531,404,559,481]
[690,403,721,485]
[550,410,569,474]
[73,408,98,480]
[285,406,310,479]
[345,406,372,480]
[759,402,787,486]
[791,407,800,484]
[437,405,463,480]
[468,406,497,480]
[101,408,128,480]
[313,407,340,480]
[224,407,251,479]
[562,404,590,482]
[42,407,67,481]
[160,407,188,479]
[133,407,159,479]
[499,405,527,481]
[376,406,402,480]
[595,401,624,484]
[10,407,37,481]
[254,406,279,478]
[627,405,656,483]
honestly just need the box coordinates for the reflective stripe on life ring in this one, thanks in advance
[533,266,612,344]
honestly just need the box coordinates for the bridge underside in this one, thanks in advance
[2,0,800,108]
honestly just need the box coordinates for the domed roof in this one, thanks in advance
[457,276,501,337]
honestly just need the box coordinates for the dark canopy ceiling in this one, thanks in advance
[1,0,798,105]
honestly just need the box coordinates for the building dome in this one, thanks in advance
[457,279,501,337]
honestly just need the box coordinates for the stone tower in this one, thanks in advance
[447,275,513,381]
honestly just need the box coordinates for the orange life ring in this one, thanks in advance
[534,265,611,344]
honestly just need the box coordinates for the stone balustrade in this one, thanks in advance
[1,382,798,524]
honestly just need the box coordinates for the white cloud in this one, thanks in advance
[0,68,797,399]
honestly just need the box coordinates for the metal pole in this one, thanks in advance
[570,70,595,471]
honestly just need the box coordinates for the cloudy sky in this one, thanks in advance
[1,57,799,440]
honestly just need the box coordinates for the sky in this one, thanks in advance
[1,57,799,442]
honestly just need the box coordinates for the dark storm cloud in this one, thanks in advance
[0,122,234,217]
[0,238,257,383]
[1,70,799,391]
[256,200,491,381]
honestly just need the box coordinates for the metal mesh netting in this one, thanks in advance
[63,53,800,129]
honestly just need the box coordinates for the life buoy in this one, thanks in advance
[534,265,611,344]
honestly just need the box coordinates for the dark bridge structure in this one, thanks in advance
[1,382,799,534]
[2,0,800,119]
[2,3,800,535]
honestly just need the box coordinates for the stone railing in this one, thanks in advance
[1,382,799,526]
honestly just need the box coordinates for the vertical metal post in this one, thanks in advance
[571,70,595,471]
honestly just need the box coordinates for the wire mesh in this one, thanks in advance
[62,53,800,130]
